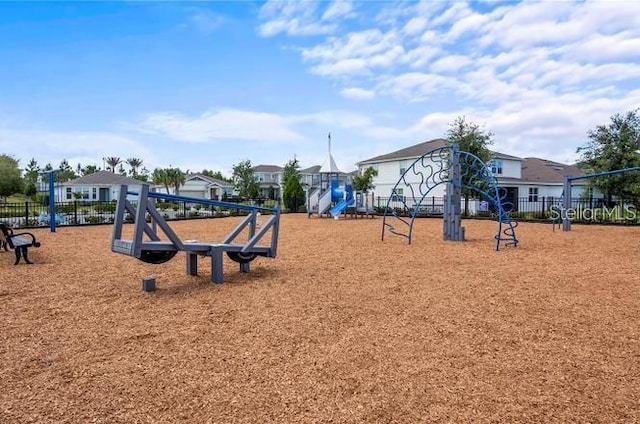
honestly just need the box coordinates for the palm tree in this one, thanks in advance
[152,168,171,194]
[166,167,186,195]
[104,156,122,173]
[126,158,143,177]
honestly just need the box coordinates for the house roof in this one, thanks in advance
[253,164,283,173]
[358,139,447,164]
[358,138,523,164]
[520,158,584,183]
[300,165,321,174]
[66,170,149,185]
[185,173,233,187]
[492,152,524,161]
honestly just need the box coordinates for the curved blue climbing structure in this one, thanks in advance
[381,144,518,250]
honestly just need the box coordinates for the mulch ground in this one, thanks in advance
[1,214,639,423]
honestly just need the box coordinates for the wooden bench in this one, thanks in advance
[0,223,41,265]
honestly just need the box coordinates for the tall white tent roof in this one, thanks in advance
[319,133,341,174]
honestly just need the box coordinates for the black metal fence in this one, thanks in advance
[2,196,638,229]
[374,196,640,224]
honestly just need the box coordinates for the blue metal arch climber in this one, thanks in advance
[381,144,518,250]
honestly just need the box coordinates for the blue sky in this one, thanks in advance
[1,0,639,176]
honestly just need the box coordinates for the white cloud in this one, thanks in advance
[429,55,473,73]
[340,87,375,100]
[322,0,355,21]
[258,0,352,37]
[402,17,428,36]
[136,108,308,144]
[0,127,155,170]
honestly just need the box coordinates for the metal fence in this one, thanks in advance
[0,196,307,229]
[374,196,640,224]
[3,195,638,229]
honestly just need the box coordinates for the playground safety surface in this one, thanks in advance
[1,214,639,423]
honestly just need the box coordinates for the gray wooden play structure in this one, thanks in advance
[111,184,280,284]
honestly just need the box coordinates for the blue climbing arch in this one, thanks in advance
[381,144,518,250]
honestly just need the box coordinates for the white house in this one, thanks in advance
[357,138,591,212]
[253,165,283,199]
[55,171,149,202]
[172,173,234,200]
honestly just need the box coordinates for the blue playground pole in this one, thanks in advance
[47,170,57,232]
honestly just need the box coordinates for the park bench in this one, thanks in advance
[0,223,41,265]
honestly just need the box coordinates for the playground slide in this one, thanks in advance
[318,189,333,215]
[329,198,355,217]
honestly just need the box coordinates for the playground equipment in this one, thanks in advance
[381,143,518,251]
[559,166,640,231]
[110,184,280,284]
[43,169,62,232]
[307,133,356,218]
[325,181,354,217]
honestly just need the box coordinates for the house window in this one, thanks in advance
[399,160,407,176]
[82,188,90,199]
[66,187,72,200]
[528,187,539,202]
[490,159,503,175]
[92,188,97,200]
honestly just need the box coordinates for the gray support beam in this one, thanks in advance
[443,145,465,242]
[132,184,150,257]
[562,176,572,231]
[111,185,128,241]
[186,252,198,276]
[222,213,254,244]
[210,246,224,284]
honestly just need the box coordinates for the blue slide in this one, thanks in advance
[329,197,355,217]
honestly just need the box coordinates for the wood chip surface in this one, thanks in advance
[1,215,639,423]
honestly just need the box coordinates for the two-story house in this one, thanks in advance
[357,138,591,212]
[253,165,283,199]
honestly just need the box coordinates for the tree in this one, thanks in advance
[23,158,39,186]
[81,164,98,176]
[152,168,171,194]
[117,163,127,176]
[202,169,231,182]
[445,116,494,214]
[232,159,259,199]
[446,116,493,162]
[576,109,640,203]
[23,158,40,197]
[0,154,23,200]
[166,167,185,195]
[40,163,53,184]
[126,158,143,178]
[282,158,304,211]
[137,167,150,182]
[104,156,121,173]
[352,166,377,193]
[56,159,77,182]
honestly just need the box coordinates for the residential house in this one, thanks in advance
[173,173,235,200]
[55,171,149,202]
[253,165,283,199]
[499,158,591,210]
[357,138,591,212]
[299,165,321,190]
